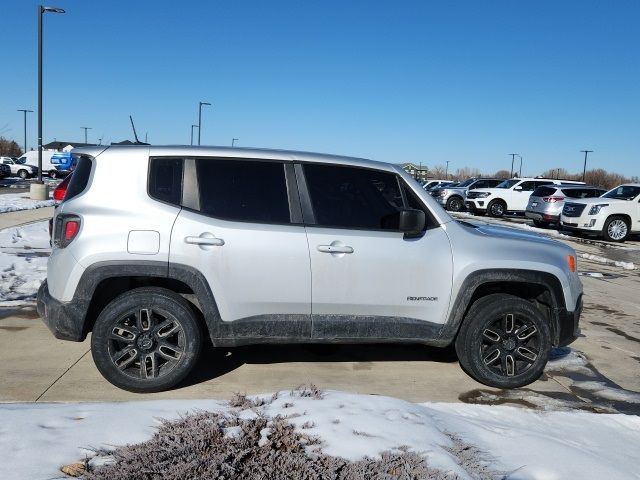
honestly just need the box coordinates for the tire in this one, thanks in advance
[18,169,29,179]
[602,216,629,242]
[446,196,464,212]
[455,293,551,389]
[49,170,58,179]
[487,199,506,218]
[91,287,203,393]
[532,220,548,228]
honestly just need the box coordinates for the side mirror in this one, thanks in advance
[399,209,425,235]
[514,186,523,191]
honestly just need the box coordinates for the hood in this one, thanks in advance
[467,222,559,246]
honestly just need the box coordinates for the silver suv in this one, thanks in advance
[37,146,583,392]
[431,178,502,212]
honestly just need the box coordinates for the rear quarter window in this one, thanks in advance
[149,158,184,206]
[531,186,557,197]
[65,155,93,201]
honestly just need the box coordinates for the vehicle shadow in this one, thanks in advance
[182,342,459,388]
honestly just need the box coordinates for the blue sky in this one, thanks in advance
[1,0,638,177]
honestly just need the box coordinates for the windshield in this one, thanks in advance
[495,179,519,189]
[602,185,640,200]
[15,157,27,164]
[455,179,475,187]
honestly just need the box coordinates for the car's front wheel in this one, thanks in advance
[455,293,551,388]
[603,216,629,242]
[49,169,58,179]
[446,196,464,212]
[487,199,506,217]
[18,169,29,179]
[91,287,203,393]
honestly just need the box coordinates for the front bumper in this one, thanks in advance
[555,295,582,347]
[37,280,86,341]
[465,200,487,213]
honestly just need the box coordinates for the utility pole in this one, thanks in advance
[191,125,198,146]
[509,153,518,178]
[445,161,450,179]
[518,155,523,177]
[81,127,92,144]
[580,150,593,182]
[17,109,33,152]
[197,101,211,146]
[232,138,238,147]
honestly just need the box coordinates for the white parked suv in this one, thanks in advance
[1,156,39,179]
[465,177,584,217]
[38,146,583,392]
[560,184,640,242]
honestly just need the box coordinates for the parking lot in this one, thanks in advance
[0,206,638,414]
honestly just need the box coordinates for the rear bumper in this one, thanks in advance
[525,211,559,223]
[37,280,86,341]
[555,295,582,347]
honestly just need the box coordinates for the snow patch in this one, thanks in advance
[0,192,54,213]
[580,253,635,270]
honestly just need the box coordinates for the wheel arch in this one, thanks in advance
[439,269,567,347]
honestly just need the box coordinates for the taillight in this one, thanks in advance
[53,175,72,201]
[53,214,81,248]
[542,196,565,203]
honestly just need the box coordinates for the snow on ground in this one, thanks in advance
[1,391,639,480]
[580,252,636,270]
[0,192,54,213]
[0,220,50,305]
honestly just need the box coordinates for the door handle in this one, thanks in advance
[184,233,225,247]
[317,244,354,254]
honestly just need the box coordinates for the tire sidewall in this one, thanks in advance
[488,200,505,217]
[603,216,629,242]
[91,288,203,393]
[18,169,28,179]
[456,294,551,389]
[447,196,463,212]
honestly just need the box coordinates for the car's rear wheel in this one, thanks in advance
[446,196,464,212]
[455,293,551,388]
[91,287,203,393]
[603,216,629,242]
[487,199,506,217]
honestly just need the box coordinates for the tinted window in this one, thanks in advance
[65,155,93,201]
[532,186,557,197]
[402,183,432,231]
[562,188,602,199]
[197,159,290,223]
[304,164,404,230]
[149,157,183,206]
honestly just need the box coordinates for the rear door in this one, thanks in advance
[300,163,453,340]
[169,158,311,338]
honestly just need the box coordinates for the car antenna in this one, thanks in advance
[129,115,140,143]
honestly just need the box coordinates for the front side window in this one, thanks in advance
[196,159,290,223]
[496,179,519,189]
[303,164,406,230]
[602,185,640,201]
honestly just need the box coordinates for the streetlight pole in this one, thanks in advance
[197,101,211,146]
[445,161,450,179]
[232,138,238,147]
[517,155,523,177]
[509,153,518,177]
[17,109,33,153]
[35,5,65,198]
[580,150,593,182]
[191,124,198,146]
[81,127,92,144]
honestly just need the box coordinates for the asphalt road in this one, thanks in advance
[0,208,638,414]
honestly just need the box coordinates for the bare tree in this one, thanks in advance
[430,165,448,179]
[0,137,22,157]
[493,169,511,179]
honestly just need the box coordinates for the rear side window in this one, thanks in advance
[532,186,557,197]
[65,155,93,201]
[196,159,290,223]
[149,158,183,206]
[303,164,405,230]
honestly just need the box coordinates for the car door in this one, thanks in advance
[169,157,311,338]
[300,163,453,341]
[511,181,539,210]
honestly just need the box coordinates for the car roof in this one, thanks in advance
[73,145,396,171]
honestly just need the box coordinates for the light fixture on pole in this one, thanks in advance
[17,109,33,153]
[197,101,211,146]
[81,126,92,144]
[191,124,198,146]
[580,150,593,182]
[34,5,65,200]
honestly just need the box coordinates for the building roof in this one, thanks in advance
[42,141,98,150]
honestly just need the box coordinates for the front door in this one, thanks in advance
[169,158,311,339]
[300,163,453,340]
